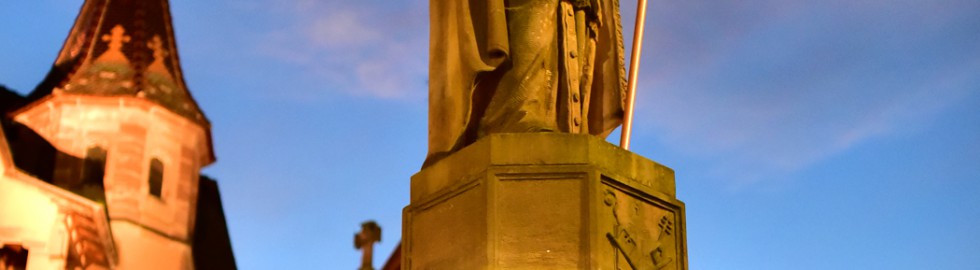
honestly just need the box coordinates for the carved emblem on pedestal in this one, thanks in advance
[604,189,676,270]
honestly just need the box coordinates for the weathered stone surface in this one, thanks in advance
[13,95,211,243]
[404,133,687,270]
[425,0,628,166]
[1,0,227,269]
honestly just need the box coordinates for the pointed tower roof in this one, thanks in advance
[28,0,207,125]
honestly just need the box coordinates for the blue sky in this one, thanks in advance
[2,0,979,269]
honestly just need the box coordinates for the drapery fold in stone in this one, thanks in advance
[426,0,628,167]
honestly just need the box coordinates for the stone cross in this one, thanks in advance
[354,221,381,270]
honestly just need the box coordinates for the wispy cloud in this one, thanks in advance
[253,0,428,101]
[632,0,980,185]
[235,0,979,186]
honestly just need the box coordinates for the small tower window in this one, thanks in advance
[53,146,107,201]
[0,244,28,270]
[148,158,164,198]
[82,147,107,186]
[80,146,107,202]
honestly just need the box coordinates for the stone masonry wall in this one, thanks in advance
[14,94,210,243]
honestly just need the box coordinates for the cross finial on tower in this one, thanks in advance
[95,24,131,63]
[146,35,175,80]
[354,221,381,270]
[101,25,130,51]
[147,35,169,60]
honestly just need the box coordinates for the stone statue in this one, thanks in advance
[426,0,627,166]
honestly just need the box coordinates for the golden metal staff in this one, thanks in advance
[620,0,649,150]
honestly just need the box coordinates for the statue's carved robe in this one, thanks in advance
[427,0,626,166]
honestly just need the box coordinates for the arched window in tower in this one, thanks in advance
[148,158,164,199]
[0,244,29,270]
[82,147,106,183]
[80,146,107,202]
[53,146,107,201]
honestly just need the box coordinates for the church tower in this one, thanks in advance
[10,0,214,268]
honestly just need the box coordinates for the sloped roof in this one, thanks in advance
[192,175,238,269]
[28,0,208,126]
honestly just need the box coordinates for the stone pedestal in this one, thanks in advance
[403,133,687,269]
